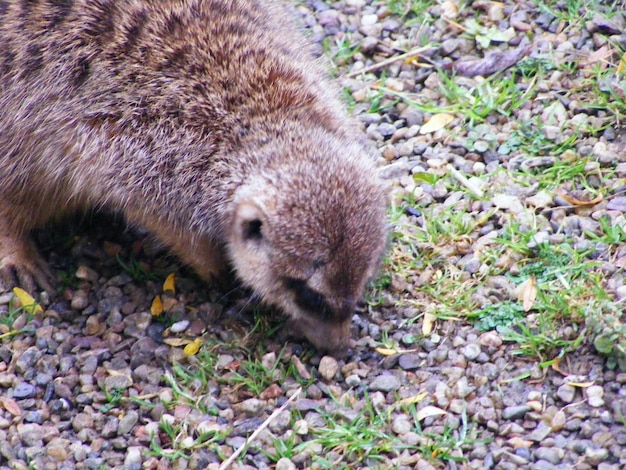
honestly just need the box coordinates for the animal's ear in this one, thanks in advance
[234,200,267,244]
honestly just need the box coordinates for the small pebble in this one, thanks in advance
[369,374,401,392]
[318,356,339,381]
[556,384,576,403]
[585,385,605,407]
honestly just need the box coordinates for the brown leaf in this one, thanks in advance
[557,191,603,206]
[550,357,569,376]
[448,44,532,77]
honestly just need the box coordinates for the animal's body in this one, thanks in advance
[0,0,388,353]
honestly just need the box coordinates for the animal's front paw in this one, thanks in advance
[0,235,55,295]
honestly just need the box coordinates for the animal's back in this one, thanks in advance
[0,0,345,210]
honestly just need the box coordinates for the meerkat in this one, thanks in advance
[0,0,388,354]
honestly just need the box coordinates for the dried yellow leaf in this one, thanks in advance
[106,369,130,377]
[163,337,194,347]
[184,338,203,356]
[422,312,436,335]
[163,273,176,293]
[567,381,595,388]
[396,392,428,406]
[12,287,43,313]
[416,405,447,422]
[375,347,398,356]
[419,113,454,134]
[517,276,537,312]
[618,52,626,76]
[150,295,163,317]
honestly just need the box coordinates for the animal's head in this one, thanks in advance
[226,135,388,355]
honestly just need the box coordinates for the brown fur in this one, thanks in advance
[0,0,388,354]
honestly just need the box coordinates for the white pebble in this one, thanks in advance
[586,385,605,407]
[169,320,190,333]
[293,419,308,435]
[361,14,378,26]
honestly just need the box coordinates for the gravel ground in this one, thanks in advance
[1,1,626,469]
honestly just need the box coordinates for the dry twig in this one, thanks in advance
[345,46,434,78]
[218,388,302,470]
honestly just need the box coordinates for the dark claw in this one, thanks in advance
[0,262,55,295]
[0,264,19,293]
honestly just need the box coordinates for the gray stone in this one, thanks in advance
[103,374,133,391]
[16,423,44,447]
[240,398,264,416]
[585,447,609,465]
[369,374,401,392]
[345,374,361,387]
[13,382,37,399]
[606,197,626,212]
[15,348,42,375]
[462,343,481,361]
[527,421,552,442]
[117,411,139,436]
[124,446,143,467]
[391,414,411,435]
[268,410,292,434]
[398,353,422,370]
[23,411,45,424]
[534,447,564,464]
[501,405,531,420]
[275,457,297,470]
[102,417,119,438]
[556,384,576,403]
[454,376,474,398]
[72,413,94,433]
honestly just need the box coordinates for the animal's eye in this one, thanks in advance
[285,277,334,321]
[242,219,262,241]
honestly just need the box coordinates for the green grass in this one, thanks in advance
[0,298,38,340]
[380,153,625,364]
[377,0,439,30]
[264,394,487,468]
[533,0,621,26]
[143,328,316,462]
[115,253,162,282]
